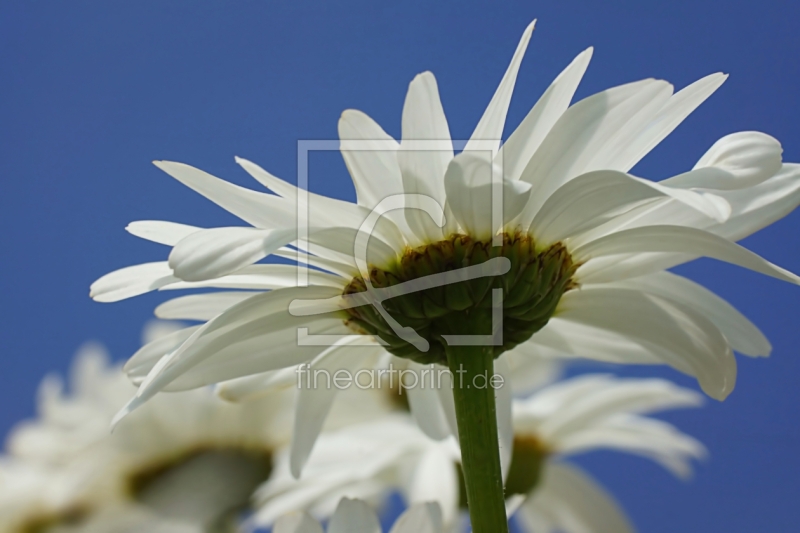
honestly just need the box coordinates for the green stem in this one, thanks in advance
[445,343,508,533]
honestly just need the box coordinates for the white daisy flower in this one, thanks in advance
[89,18,798,532]
[2,326,391,533]
[275,498,443,533]
[0,459,86,533]
[253,375,705,533]
[92,19,798,415]
[0,460,196,533]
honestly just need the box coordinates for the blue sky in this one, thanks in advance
[1,1,798,531]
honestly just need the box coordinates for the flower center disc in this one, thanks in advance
[343,232,578,365]
[129,448,272,531]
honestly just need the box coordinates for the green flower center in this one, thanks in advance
[504,435,549,497]
[343,232,578,365]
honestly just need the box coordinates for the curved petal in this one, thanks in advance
[444,151,531,239]
[663,131,782,190]
[556,288,736,400]
[598,271,771,357]
[90,262,179,303]
[168,227,297,282]
[531,170,729,246]
[530,319,682,368]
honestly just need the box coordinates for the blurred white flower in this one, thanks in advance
[253,375,705,533]
[1,324,392,533]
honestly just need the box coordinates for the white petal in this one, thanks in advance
[124,325,202,384]
[526,375,703,443]
[114,286,347,422]
[338,109,405,209]
[556,414,706,479]
[531,170,729,246]
[116,317,348,428]
[126,220,202,245]
[405,362,452,441]
[275,247,357,279]
[530,319,679,367]
[153,161,295,228]
[519,79,673,219]
[465,20,535,154]
[407,446,459,527]
[398,72,452,243]
[444,151,532,239]
[90,262,179,302]
[274,512,323,533]
[494,357,514,481]
[434,369,459,440]
[168,227,297,282]
[141,319,188,344]
[694,131,782,185]
[663,131,782,190]
[570,163,800,255]
[714,163,800,241]
[155,292,260,321]
[290,340,378,478]
[215,366,299,402]
[161,264,347,291]
[499,48,593,182]
[518,463,634,533]
[574,224,800,285]
[328,498,381,533]
[599,271,770,357]
[389,503,443,533]
[610,73,728,172]
[556,288,736,400]
[500,345,563,394]
[236,157,407,249]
